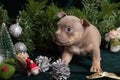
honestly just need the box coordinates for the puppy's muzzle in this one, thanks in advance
[54,33,59,41]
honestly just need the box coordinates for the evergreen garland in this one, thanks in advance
[80,0,120,41]
[17,10,35,52]
[17,0,61,51]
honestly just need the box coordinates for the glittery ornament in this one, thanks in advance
[14,42,27,53]
[9,22,22,38]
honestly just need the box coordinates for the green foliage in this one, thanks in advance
[0,23,15,58]
[81,0,120,40]
[17,0,49,51]
[17,0,62,51]
[32,3,61,51]
[66,7,83,18]
[98,0,120,36]
[82,0,100,24]
[25,0,47,18]
[17,10,35,51]
[0,6,9,27]
[115,10,120,27]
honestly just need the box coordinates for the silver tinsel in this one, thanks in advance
[14,42,27,53]
[50,59,70,80]
[35,56,51,72]
[9,22,22,38]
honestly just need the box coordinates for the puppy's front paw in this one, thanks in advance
[90,65,102,73]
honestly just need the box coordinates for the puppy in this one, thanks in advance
[54,12,102,72]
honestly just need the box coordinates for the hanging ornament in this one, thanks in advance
[50,59,71,80]
[9,22,22,38]
[14,42,27,53]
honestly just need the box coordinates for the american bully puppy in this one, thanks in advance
[54,12,102,72]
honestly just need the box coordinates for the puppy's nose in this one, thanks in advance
[55,33,59,37]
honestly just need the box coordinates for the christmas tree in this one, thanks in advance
[0,23,15,58]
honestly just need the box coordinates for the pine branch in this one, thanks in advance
[82,0,99,25]
[66,7,83,18]
[0,6,9,27]
[26,0,47,18]
[17,10,35,51]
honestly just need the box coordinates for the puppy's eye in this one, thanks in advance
[66,27,73,33]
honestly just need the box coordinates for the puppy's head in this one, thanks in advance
[54,12,90,46]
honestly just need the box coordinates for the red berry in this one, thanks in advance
[1,66,7,72]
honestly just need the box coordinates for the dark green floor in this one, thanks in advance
[9,49,120,80]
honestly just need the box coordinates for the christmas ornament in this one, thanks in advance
[9,22,22,38]
[15,53,40,76]
[14,42,27,53]
[15,52,29,67]
[26,58,40,76]
[50,59,70,80]
[35,56,51,72]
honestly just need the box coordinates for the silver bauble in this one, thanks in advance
[9,22,22,38]
[14,42,27,53]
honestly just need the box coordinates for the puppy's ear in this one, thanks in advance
[57,12,67,18]
[81,19,90,28]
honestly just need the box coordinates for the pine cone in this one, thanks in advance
[35,56,51,72]
[50,59,70,80]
